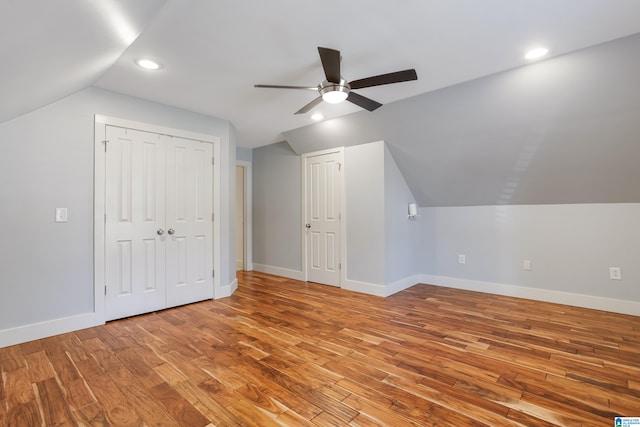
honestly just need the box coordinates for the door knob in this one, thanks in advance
[305,224,311,229]
[157,228,165,235]
[168,228,175,235]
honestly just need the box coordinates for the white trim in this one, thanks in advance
[342,278,387,297]
[253,263,305,281]
[0,313,99,348]
[301,148,345,285]
[236,160,253,271]
[94,115,220,144]
[94,119,107,322]
[421,274,640,316]
[212,141,222,298]
[94,115,222,327]
[385,274,423,297]
[217,278,238,299]
[340,274,421,298]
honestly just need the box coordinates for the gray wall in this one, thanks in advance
[236,146,253,163]
[252,141,302,271]
[383,144,423,284]
[251,138,640,311]
[423,203,640,302]
[252,140,424,289]
[0,87,236,331]
[344,142,386,285]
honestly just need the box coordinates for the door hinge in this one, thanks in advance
[212,213,214,222]
[339,263,342,270]
[212,269,215,278]
[212,157,214,165]
[338,163,342,171]
[104,285,107,295]
[102,140,108,152]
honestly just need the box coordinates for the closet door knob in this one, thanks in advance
[157,228,165,235]
[168,228,175,235]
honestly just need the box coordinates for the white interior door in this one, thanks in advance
[105,126,166,320]
[165,136,214,307]
[305,150,342,286]
[105,127,213,320]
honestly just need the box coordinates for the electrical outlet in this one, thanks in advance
[458,254,466,265]
[523,260,531,271]
[609,267,622,280]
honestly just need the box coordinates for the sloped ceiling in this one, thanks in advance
[2,1,640,206]
[0,0,165,123]
[284,34,640,206]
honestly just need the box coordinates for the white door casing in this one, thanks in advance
[235,166,244,271]
[236,161,253,271]
[102,121,215,321]
[303,149,343,286]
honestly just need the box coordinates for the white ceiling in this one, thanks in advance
[3,0,640,148]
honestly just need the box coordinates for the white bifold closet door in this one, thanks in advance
[105,125,213,321]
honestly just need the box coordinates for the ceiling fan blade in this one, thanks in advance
[349,69,417,90]
[254,84,317,90]
[295,96,324,115]
[318,47,341,83]
[347,92,382,112]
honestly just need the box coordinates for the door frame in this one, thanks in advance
[94,115,221,324]
[236,161,253,271]
[301,147,346,286]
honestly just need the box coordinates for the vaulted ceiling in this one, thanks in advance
[284,33,640,206]
[3,1,640,205]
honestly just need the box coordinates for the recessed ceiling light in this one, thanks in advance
[136,58,161,70]
[525,47,549,60]
[311,113,324,121]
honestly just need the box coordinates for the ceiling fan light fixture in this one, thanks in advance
[319,79,350,104]
[322,90,348,104]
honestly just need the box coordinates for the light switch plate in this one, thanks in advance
[55,208,68,223]
[609,267,622,280]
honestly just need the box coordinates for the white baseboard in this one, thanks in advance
[216,278,238,299]
[252,263,305,281]
[230,278,239,295]
[0,313,101,348]
[385,274,423,297]
[421,274,640,316]
[341,275,423,297]
[342,278,387,297]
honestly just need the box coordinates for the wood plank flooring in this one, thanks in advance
[2,271,640,426]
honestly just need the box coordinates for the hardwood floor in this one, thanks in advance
[1,271,639,426]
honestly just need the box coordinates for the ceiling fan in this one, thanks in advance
[255,47,418,115]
